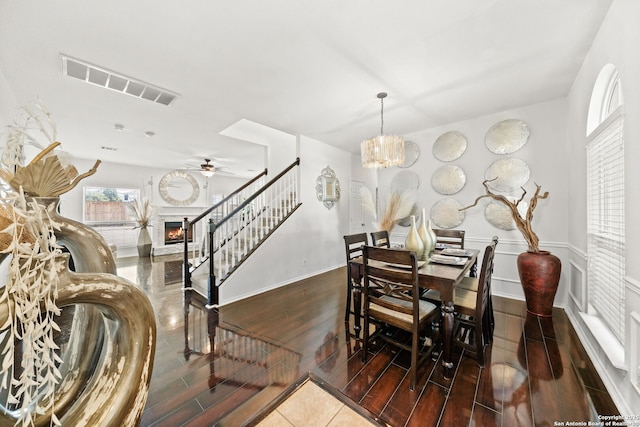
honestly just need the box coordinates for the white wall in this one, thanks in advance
[0,67,17,282]
[565,0,640,415]
[0,68,17,127]
[219,135,351,304]
[376,98,570,305]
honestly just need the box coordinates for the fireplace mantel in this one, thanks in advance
[152,207,206,256]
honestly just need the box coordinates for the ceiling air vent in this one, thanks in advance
[60,54,179,106]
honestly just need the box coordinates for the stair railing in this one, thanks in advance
[182,168,268,287]
[184,158,300,306]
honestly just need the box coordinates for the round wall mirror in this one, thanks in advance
[159,171,200,206]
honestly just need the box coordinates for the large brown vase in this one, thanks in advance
[517,250,561,317]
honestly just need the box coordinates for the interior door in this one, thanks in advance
[349,180,366,234]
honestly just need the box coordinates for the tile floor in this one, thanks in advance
[255,381,377,427]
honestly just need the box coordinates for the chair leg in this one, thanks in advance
[345,278,353,322]
[488,296,495,342]
[361,313,370,364]
[410,331,419,391]
[475,317,485,367]
[482,306,493,345]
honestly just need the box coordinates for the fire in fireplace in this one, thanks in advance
[164,221,193,245]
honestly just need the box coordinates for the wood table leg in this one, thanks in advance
[441,300,455,379]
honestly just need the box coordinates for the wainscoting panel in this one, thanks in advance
[570,260,587,312]
[631,311,640,395]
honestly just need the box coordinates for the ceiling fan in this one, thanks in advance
[185,158,234,177]
[199,159,216,177]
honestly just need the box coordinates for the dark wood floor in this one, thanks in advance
[122,256,621,426]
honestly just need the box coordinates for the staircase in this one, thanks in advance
[183,158,301,306]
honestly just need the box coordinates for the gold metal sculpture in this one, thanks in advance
[0,129,156,426]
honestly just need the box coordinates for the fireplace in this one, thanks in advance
[163,221,193,245]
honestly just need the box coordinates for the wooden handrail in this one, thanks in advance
[211,158,299,230]
[190,168,268,224]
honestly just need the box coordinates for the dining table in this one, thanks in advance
[348,248,479,380]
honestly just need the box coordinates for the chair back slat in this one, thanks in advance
[433,228,465,249]
[344,233,368,262]
[370,230,391,248]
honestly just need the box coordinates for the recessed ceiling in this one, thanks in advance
[0,1,614,177]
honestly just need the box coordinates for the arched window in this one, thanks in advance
[586,65,625,344]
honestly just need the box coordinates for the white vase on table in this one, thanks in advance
[418,209,434,260]
[404,215,424,256]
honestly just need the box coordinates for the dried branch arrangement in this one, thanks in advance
[460,179,549,252]
[361,186,416,233]
[0,141,100,197]
[0,191,64,426]
[129,197,155,229]
[1,100,53,171]
[1,101,100,198]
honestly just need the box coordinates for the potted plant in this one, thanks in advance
[461,179,561,317]
[129,197,155,257]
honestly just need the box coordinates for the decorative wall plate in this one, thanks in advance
[430,199,465,229]
[398,140,420,168]
[433,131,467,162]
[484,158,530,192]
[431,165,466,195]
[159,170,200,206]
[485,119,530,154]
[485,200,529,230]
[391,170,420,191]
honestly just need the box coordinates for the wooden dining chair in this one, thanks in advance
[361,246,439,391]
[421,237,498,366]
[343,233,369,322]
[457,236,498,339]
[433,228,465,249]
[370,230,390,248]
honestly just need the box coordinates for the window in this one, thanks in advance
[586,68,625,344]
[83,187,141,247]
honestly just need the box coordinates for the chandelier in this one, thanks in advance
[360,92,405,168]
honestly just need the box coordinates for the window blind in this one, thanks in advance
[586,108,625,343]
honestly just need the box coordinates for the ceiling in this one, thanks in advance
[0,1,612,178]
